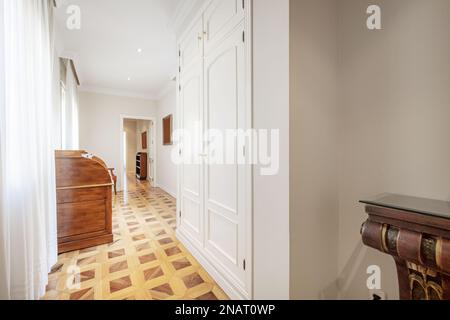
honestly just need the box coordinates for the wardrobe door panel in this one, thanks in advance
[179,63,204,246]
[204,23,247,286]
[204,0,244,53]
[208,210,238,264]
[180,17,203,72]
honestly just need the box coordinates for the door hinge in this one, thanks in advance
[242,0,245,10]
[179,50,181,57]
[179,84,181,92]
[179,211,182,218]
[242,31,245,42]
[243,259,246,271]
[179,66,181,73]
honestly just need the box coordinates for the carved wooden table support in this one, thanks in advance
[360,194,450,300]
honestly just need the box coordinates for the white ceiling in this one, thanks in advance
[55,0,183,100]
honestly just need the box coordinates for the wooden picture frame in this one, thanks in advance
[163,115,173,146]
[142,131,147,150]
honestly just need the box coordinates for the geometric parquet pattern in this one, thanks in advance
[42,176,229,300]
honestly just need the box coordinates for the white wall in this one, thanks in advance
[253,0,290,300]
[78,91,157,191]
[290,0,339,300]
[337,0,450,300]
[156,84,177,198]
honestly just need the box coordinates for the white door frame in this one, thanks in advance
[119,114,157,191]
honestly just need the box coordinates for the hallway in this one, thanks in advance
[43,176,228,300]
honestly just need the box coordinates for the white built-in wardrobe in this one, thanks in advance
[176,0,252,300]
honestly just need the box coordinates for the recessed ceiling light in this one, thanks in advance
[137,48,142,53]
[127,77,131,81]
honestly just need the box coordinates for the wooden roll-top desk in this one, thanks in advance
[361,194,450,300]
[55,151,114,253]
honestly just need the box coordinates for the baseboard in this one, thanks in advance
[176,229,250,300]
[154,183,177,198]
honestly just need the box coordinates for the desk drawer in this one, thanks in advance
[57,187,107,204]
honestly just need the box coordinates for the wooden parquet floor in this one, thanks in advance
[42,176,228,300]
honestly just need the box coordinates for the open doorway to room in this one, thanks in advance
[120,116,155,193]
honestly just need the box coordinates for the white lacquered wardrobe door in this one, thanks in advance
[203,0,245,54]
[179,61,204,247]
[179,17,203,72]
[203,22,247,288]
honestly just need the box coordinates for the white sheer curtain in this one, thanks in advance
[62,60,79,150]
[0,0,7,300]
[0,0,57,300]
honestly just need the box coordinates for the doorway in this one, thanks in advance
[120,115,156,192]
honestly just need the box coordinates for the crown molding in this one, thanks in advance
[170,0,207,38]
[79,85,158,101]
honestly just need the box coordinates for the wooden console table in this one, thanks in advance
[361,194,450,300]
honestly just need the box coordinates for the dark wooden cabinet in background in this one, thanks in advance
[361,194,450,300]
[136,152,147,180]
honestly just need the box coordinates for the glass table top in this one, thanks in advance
[360,193,450,220]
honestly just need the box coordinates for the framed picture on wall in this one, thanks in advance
[142,131,147,150]
[163,115,173,146]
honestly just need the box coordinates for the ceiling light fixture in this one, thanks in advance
[127,77,131,81]
[137,48,142,53]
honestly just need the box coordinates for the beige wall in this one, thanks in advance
[78,91,157,191]
[290,0,339,300]
[337,0,450,299]
[123,119,137,174]
[290,0,450,300]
